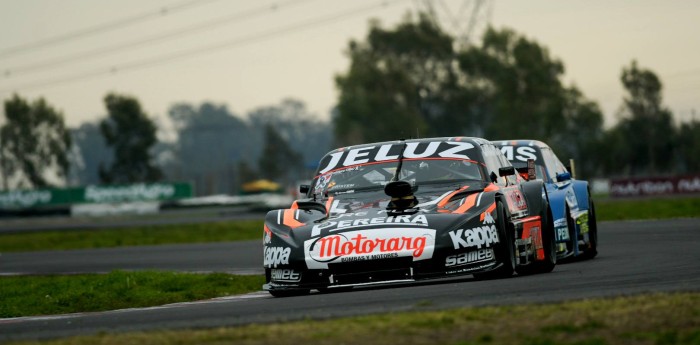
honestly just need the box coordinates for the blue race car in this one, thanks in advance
[494,140,597,260]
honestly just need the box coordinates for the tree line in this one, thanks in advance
[1,13,698,194]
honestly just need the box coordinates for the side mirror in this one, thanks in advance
[299,184,310,194]
[499,166,515,177]
[555,172,571,182]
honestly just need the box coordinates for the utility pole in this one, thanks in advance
[415,0,493,48]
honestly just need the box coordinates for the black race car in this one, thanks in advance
[263,137,557,297]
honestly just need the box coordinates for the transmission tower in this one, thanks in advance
[415,0,493,48]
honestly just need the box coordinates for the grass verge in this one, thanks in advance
[0,271,264,318]
[0,220,262,253]
[596,196,700,221]
[1,197,699,253]
[7,292,699,345]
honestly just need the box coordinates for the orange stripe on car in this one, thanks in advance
[437,186,469,208]
[283,209,304,229]
[452,193,478,214]
[484,183,499,192]
[324,197,334,216]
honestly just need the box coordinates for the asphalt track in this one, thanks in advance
[1,218,699,341]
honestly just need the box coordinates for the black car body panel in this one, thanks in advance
[262,137,556,295]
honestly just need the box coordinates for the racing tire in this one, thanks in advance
[473,201,515,280]
[516,206,556,275]
[581,200,598,260]
[268,289,311,298]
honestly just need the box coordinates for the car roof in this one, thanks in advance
[491,139,550,149]
[331,137,491,153]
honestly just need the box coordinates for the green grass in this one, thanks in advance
[7,292,699,345]
[596,196,700,221]
[0,271,264,318]
[1,197,699,253]
[0,220,262,253]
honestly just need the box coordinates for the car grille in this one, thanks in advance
[328,257,414,285]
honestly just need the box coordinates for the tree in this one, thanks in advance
[676,119,700,173]
[99,93,162,184]
[602,61,675,175]
[69,122,111,186]
[0,94,71,189]
[258,124,302,183]
[168,102,254,195]
[334,15,604,177]
[248,99,332,169]
[458,28,603,177]
[334,14,468,146]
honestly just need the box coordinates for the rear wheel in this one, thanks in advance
[581,200,598,259]
[473,201,515,280]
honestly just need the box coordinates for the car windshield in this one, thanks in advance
[312,158,484,195]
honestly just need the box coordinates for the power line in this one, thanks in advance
[0,0,223,59]
[3,0,315,79]
[0,0,408,95]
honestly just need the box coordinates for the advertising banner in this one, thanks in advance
[0,182,193,209]
[610,175,700,197]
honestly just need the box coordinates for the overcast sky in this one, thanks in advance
[0,0,698,132]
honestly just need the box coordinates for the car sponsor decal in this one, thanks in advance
[480,202,496,222]
[499,145,537,162]
[264,246,291,268]
[311,214,428,237]
[553,218,569,242]
[303,228,436,269]
[317,141,476,175]
[270,269,301,282]
[520,216,544,260]
[446,262,495,275]
[263,224,272,244]
[576,213,590,234]
[448,225,499,250]
[556,227,570,241]
[445,248,494,267]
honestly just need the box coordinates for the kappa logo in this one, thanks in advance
[264,246,291,268]
[482,212,495,224]
[448,225,499,250]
